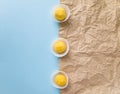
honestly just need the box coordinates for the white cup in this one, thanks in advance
[51,71,69,89]
[52,4,70,23]
[51,38,70,57]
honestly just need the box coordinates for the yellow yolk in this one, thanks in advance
[54,7,67,21]
[53,40,67,54]
[54,74,67,87]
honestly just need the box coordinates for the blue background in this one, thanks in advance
[0,0,59,94]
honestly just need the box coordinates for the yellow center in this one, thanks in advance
[54,7,67,21]
[54,74,67,87]
[53,40,67,54]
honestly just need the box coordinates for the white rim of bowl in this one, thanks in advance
[51,38,70,57]
[51,71,68,89]
[52,4,70,23]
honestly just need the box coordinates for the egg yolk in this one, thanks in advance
[54,74,67,87]
[54,7,67,21]
[53,40,67,54]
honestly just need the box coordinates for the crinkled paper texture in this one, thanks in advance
[59,0,120,94]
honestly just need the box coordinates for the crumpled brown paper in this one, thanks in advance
[59,0,120,94]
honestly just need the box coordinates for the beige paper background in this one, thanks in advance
[59,0,120,94]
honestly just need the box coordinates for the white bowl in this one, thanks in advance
[52,4,70,23]
[51,38,70,57]
[51,71,68,89]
